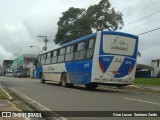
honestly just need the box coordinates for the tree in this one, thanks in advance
[54,7,90,45]
[86,0,124,31]
[54,0,124,45]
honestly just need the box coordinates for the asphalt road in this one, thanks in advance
[0,76,160,120]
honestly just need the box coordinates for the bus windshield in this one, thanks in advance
[103,35,136,56]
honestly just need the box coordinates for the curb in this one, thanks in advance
[8,87,67,120]
[0,87,12,100]
[124,85,160,96]
[115,89,160,96]
[0,85,30,120]
[98,85,160,96]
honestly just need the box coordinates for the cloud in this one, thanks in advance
[0,22,39,53]
[0,0,159,66]
[0,45,12,63]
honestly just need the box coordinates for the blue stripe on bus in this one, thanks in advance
[43,72,91,75]
[62,33,97,47]
[99,55,114,73]
[114,57,136,78]
[35,66,43,78]
[65,59,93,84]
[101,31,138,38]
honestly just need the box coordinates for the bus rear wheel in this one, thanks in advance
[85,83,98,90]
[40,73,45,84]
[61,73,67,87]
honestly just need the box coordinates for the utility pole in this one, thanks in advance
[38,35,49,51]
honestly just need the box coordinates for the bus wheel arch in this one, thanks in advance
[61,72,68,87]
[40,72,45,84]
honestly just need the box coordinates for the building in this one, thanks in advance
[11,54,37,77]
[136,59,160,78]
[151,59,160,77]
[136,64,153,78]
[2,60,13,75]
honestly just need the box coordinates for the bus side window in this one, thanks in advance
[57,48,66,63]
[86,39,95,59]
[74,42,86,60]
[65,46,74,62]
[46,52,51,64]
[51,50,58,64]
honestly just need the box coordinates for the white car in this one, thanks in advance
[6,73,13,77]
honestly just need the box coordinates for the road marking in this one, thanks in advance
[10,88,68,120]
[124,98,160,106]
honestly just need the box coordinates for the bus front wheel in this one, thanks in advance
[85,83,98,90]
[61,73,67,87]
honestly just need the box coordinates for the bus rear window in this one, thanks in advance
[103,35,136,56]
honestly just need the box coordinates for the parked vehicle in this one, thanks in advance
[6,72,13,77]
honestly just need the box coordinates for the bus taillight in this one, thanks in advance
[99,62,105,73]
[128,64,135,75]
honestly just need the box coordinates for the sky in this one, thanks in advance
[0,0,159,65]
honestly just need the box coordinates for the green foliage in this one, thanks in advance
[54,7,90,45]
[87,0,124,31]
[134,78,160,86]
[54,0,124,45]
[0,89,9,99]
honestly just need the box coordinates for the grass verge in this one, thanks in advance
[134,78,160,86]
[7,89,33,111]
[0,88,33,111]
[0,88,9,99]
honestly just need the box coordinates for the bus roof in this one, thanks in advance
[61,33,97,47]
[62,31,138,48]
[41,31,138,54]
[101,31,138,39]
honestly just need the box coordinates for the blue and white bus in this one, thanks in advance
[35,31,139,89]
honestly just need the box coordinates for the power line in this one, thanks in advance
[121,0,147,12]
[123,15,160,32]
[122,0,157,13]
[123,0,160,18]
[123,0,156,13]
[115,0,160,29]
[124,9,160,26]
[138,27,160,36]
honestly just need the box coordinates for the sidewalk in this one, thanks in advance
[136,85,160,91]
[98,84,160,95]
[0,87,26,120]
[123,84,160,95]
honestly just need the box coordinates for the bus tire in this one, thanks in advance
[61,73,67,87]
[40,73,45,84]
[68,83,74,88]
[85,83,98,90]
